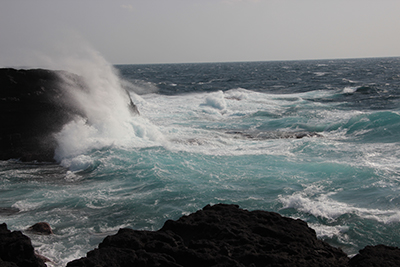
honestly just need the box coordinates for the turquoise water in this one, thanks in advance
[1,57,400,266]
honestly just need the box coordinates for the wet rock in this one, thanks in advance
[0,68,139,162]
[226,130,322,140]
[0,207,19,216]
[0,68,79,161]
[0,223,46,267]
[27,222,53,235]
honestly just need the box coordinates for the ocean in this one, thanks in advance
[1,57,400,266]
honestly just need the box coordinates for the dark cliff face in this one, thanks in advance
[0,68,84,162]
[0,223,46,267]
[0,68,138,162]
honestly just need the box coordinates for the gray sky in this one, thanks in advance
[1,0,399,65]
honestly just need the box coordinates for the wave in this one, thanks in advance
[28,42,168,169]
[50,80,400,171]
[342,85,376,94]
[279,184,400,224]
[324,110,400,142]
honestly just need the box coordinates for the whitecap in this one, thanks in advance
[204,90,227,110]
[343,87,358,94]
[279,185,400,224]
[309,223,350,239]
[12,200,43,212]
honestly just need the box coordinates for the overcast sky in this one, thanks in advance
[1,0,399,66]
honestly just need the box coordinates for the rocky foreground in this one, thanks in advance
[2,204,399,267]
[0,223,46,267]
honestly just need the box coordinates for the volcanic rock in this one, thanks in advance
[348,244,400,267]
[27,222,53,235]
[67,204,349,267]
[0,223,46,267]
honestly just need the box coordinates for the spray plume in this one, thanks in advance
[24,35,166,168]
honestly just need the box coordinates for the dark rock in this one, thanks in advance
[67,204,349,267]
[226,130,322,140]
[0,207,19,216]
[0,68,138,162]
[4,205,399,266]
[0,223,46,267]
[0,68,76,161]
[348,244,400,267]
[27,222,53,235]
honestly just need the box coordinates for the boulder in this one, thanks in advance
[0,68,138,162]
[67,204,349,267]
[27,222,53,235]
[0,223,46,267]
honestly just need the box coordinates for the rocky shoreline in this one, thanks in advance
[1,204,400,267]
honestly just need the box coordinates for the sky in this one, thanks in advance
[1,0,400,66]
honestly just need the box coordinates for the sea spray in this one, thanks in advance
[35,41,167,169]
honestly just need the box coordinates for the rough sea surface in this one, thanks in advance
[1,57,400,266]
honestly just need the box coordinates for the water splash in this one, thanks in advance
[32,37,166,169]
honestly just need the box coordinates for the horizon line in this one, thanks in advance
[113,55,400,66]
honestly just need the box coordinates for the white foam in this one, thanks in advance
[279,185,400,224]
[224,88,249,100]
[34,40,168,169]
[11,200,43,212]
[138,89,325,157]
[59,155,94,172]
[204,90,227,110]
[55,115,166,170]
[30,229,93,267]
[314,72,326,76]
[309,223,350,239]
[343,86,358,94]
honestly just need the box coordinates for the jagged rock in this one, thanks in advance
[348,244,400,267]
[0,223,46,267]
[27,222,53,235]
[67,204,349,267]
[3,205,399,266]
[0,68,138,162]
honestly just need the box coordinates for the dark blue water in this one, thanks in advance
[1,57,400,266]
[117,58,400,109]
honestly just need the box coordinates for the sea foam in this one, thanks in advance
[32,38,166,170]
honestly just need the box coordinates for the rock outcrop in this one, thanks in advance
[0,223,46,267]
[67,204,349,267]
[27,222,53,235]
[0,68,138,162]
[348,244,400,267]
